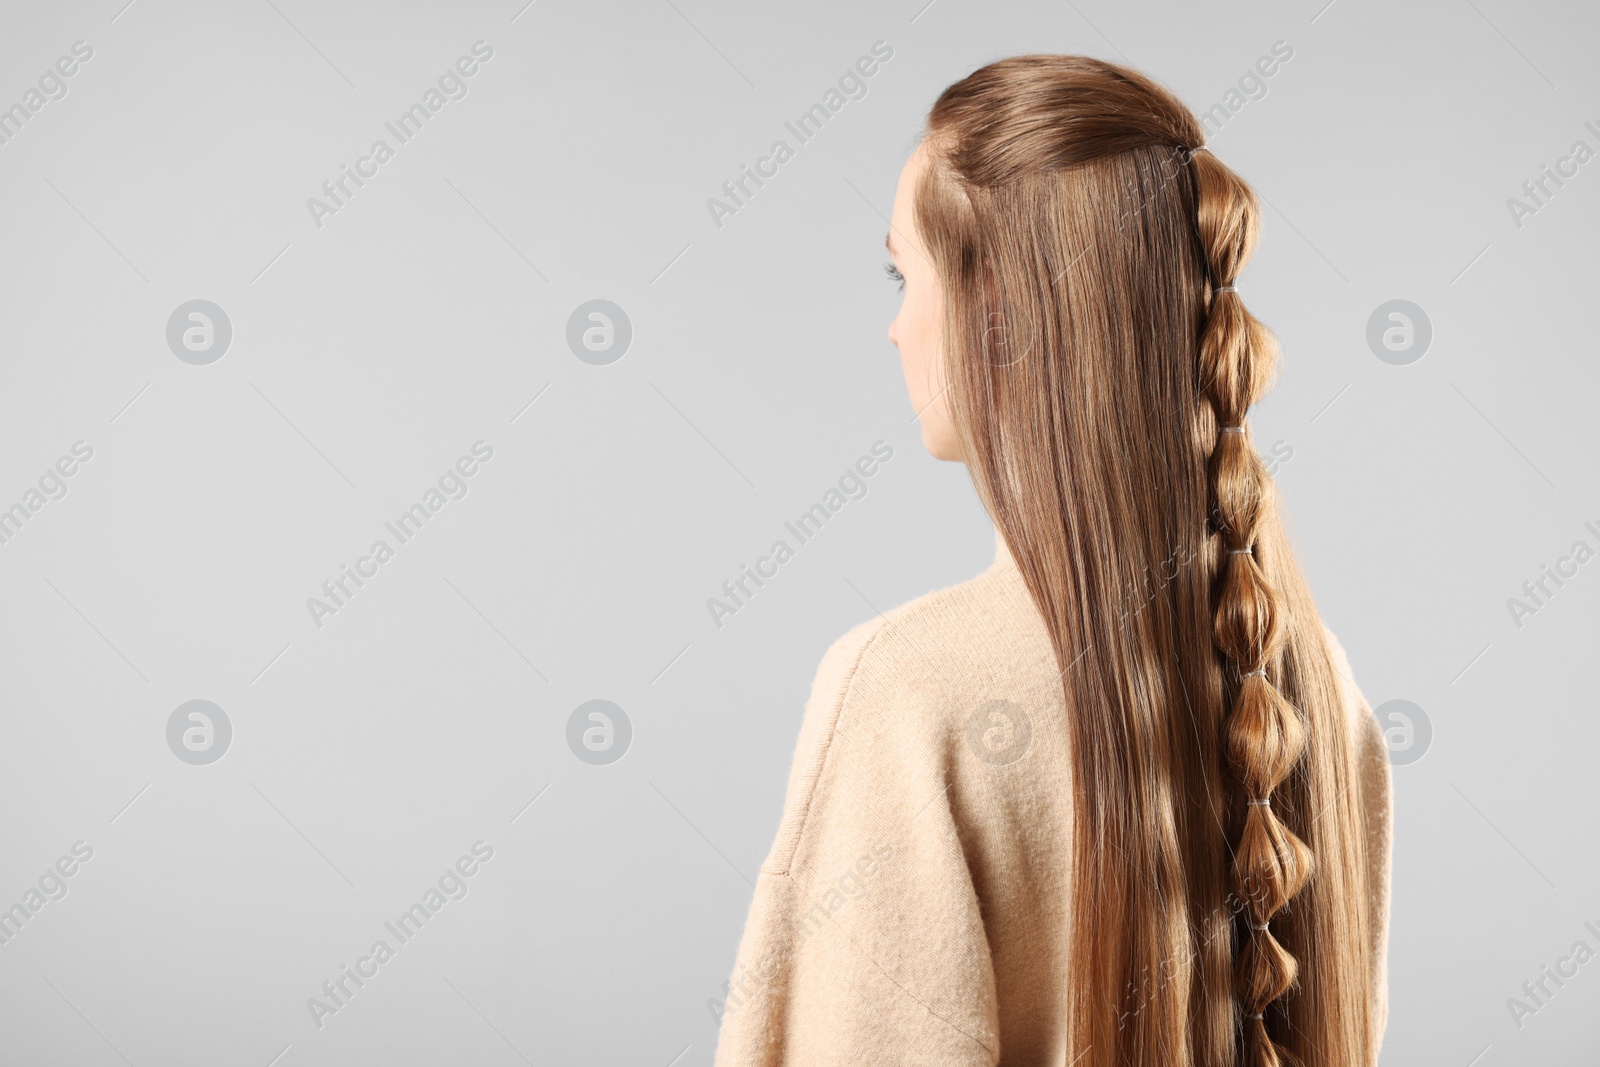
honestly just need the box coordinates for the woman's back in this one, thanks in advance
[712,533,1393,1064]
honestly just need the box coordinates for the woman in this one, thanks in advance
[712,54,1391,1067]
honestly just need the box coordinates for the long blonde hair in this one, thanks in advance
[915,55,1376,1067]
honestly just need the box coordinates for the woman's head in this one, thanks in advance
[892,55,1377,1067]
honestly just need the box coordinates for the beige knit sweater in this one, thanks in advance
[712,529,1391,1066]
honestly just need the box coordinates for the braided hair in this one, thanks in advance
[1190,145,1314,1066]
[916,53,1378,1067]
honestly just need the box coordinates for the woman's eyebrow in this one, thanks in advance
[884,231,896,255]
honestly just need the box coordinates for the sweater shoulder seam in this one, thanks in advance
[761,617,894,877]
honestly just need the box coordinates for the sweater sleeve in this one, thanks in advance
[711,621,1002,1067]
[1322,625,1393,1056]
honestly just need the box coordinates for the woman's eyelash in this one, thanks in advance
[883,261,905,291]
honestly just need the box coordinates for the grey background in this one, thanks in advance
[0,0,1596,1063]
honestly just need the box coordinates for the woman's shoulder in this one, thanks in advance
[763,558,1059,878]
[1318,622,1381,736]
[810,557,1058,717]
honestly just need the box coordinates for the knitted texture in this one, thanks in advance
[712,531,1392,1065]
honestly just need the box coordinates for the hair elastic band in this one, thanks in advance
[1243,668,1267,678]
[1220,426,1246,434]
[1192,145,1212,154]
[1245,1012,1264,1020]
[1251,922,1270,931]
[1228,547,1253,555]
[1247,798,1270,806]
[1214,285,1238,292]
